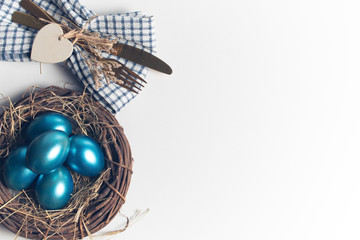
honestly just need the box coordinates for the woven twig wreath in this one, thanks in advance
[0,86,133,239]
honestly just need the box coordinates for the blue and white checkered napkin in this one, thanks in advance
[0,0,156,114]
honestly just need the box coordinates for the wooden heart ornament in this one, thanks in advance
[31,23,74,63]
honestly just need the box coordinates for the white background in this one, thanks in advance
[1,0,360,239]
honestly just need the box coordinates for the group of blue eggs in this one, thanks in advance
[2,113,105,210]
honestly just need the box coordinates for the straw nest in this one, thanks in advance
[0,86,133,239]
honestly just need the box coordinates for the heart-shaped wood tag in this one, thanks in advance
[31,23,73,63]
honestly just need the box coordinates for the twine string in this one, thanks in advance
[40,16,117,54]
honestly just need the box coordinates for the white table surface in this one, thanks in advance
[1,0,360,239]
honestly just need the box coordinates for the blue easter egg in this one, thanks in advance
[35,166,73,210]
[66,135,105,177]
[26,130,70,174]
[26,112,72,142]
[3,146,38,191]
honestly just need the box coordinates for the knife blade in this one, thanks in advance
[112,43,172,75]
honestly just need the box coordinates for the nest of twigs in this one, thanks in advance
[0,86,133,239]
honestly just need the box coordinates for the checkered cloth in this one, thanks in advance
[0,0,156,114]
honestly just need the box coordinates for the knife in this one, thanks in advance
[13,0,172,75]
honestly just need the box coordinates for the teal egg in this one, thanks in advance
[26,113,72,142]
[3,146,38,191]
[66,135,105,177]
[35,166,73,210]
[26,130,70,174]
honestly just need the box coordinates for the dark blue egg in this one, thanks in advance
[35,166,73,210]
[26,112,72,142]
[3,146,38,191]
[26,130,70,174]
[66,135,105,177]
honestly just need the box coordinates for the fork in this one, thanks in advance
[98,58,147,94]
